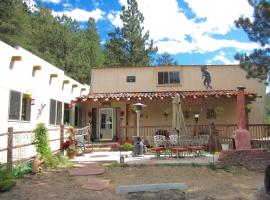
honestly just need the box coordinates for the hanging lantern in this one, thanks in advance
[31,98,35,105]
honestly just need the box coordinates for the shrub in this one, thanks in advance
[34,123,51,157]
[34,123,58,168]
[121,143,133,151]
[13,161,32,178]
[0,165,16,192]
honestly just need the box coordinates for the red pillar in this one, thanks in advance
[237,86,247,129]
[233,86,251,150]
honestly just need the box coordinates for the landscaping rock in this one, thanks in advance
[68,167,105,176]
[116,183,188,194]
[81,178,111,191]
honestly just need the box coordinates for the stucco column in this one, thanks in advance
[233,86,251,150]
[237,86,247,129]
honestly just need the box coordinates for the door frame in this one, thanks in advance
[98,107,113,141]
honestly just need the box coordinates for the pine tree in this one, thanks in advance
[156,52,178,66]
[105,0,157,67]
[234,0,270,83]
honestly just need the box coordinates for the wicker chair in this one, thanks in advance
[150,135,166,158]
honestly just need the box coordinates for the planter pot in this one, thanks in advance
[221,143,229,150]
[67,152,76,159]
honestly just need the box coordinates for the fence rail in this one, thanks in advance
[124,124,270,150]
[0,125,90,170]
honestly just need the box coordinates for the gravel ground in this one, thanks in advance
[0,164,269,200]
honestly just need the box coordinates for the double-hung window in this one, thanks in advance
[8,90,31,121]
[49,99,62,125]
[158,71,180,85]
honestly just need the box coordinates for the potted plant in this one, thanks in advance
[66,145,77,159]
[62,139,77,159]
[221,139,230,151]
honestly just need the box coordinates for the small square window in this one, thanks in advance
[126,76,136,82]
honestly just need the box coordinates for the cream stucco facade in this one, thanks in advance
[78,65,266,142]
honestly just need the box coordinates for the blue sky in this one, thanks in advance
[27,0,259,66]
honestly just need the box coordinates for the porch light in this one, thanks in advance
[31,98,35,105]
[194,113,200,122]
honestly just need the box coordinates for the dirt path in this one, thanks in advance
[0,165,268,200]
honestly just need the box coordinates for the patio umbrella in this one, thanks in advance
[172,93,188,135]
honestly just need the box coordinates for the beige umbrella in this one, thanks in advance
[172,93,188,135]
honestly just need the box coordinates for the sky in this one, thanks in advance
[27,0,259,66]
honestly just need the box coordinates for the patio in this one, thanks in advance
[72,150,219,165]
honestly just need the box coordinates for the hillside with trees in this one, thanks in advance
[0,0,104,84]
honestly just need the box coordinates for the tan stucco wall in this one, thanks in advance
[90,65,265,124]
[91,65,265,95]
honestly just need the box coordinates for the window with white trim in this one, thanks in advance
[49,99,62,125]
[158,71,180,84]
[8,90,31,121]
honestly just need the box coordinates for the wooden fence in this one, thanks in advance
[0,125,90,171]
[124,124,270,150]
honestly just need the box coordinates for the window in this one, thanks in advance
[158,71,180,84]
[74,106,83,127]
[8,90,31,121]
[64,103,70,125]
[49,99,62,125]
[206,109,216,119]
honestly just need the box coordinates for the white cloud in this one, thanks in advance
[41,0,61,3]
[109,0,257,54]
[207,51,238,64]
[184,0,253,35]
[107,11,122,27]
[23,0,39,12]
[52,8,105,22]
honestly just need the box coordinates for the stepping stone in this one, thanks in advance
[73,162,102,169]
[115,183,188,194]
[68,167,105,176]
[81,178,111,191]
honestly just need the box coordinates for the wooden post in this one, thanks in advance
[87,123,91,143]
[7,127,13,172]
[60,124,64,153]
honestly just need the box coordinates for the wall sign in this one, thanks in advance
[126,76,136,82]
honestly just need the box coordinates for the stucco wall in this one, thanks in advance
[90,66,265,124]
[91,65,265,95]
[0,41,90,133]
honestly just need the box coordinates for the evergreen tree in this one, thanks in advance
[67,18,104,84]
[156,52,178,66]
[0,0,31,47]
[105,0,157,67]
[234,0,270,83]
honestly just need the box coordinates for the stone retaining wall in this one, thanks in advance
[217,149,270,172]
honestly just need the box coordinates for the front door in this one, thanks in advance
[99,108,113,140]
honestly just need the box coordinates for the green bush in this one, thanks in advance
[58,156,74,168]
[121,143,133,151]
[43,153,59,168]
[13,161,32,178]
[0,166,16,192]
[34,123,51,157]
[34,123,58,168]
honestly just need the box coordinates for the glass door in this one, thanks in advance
[98,108,113,140]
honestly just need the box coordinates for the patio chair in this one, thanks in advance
[189,135,209,156]
[169,135,189,158]
[150,135,166,158]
